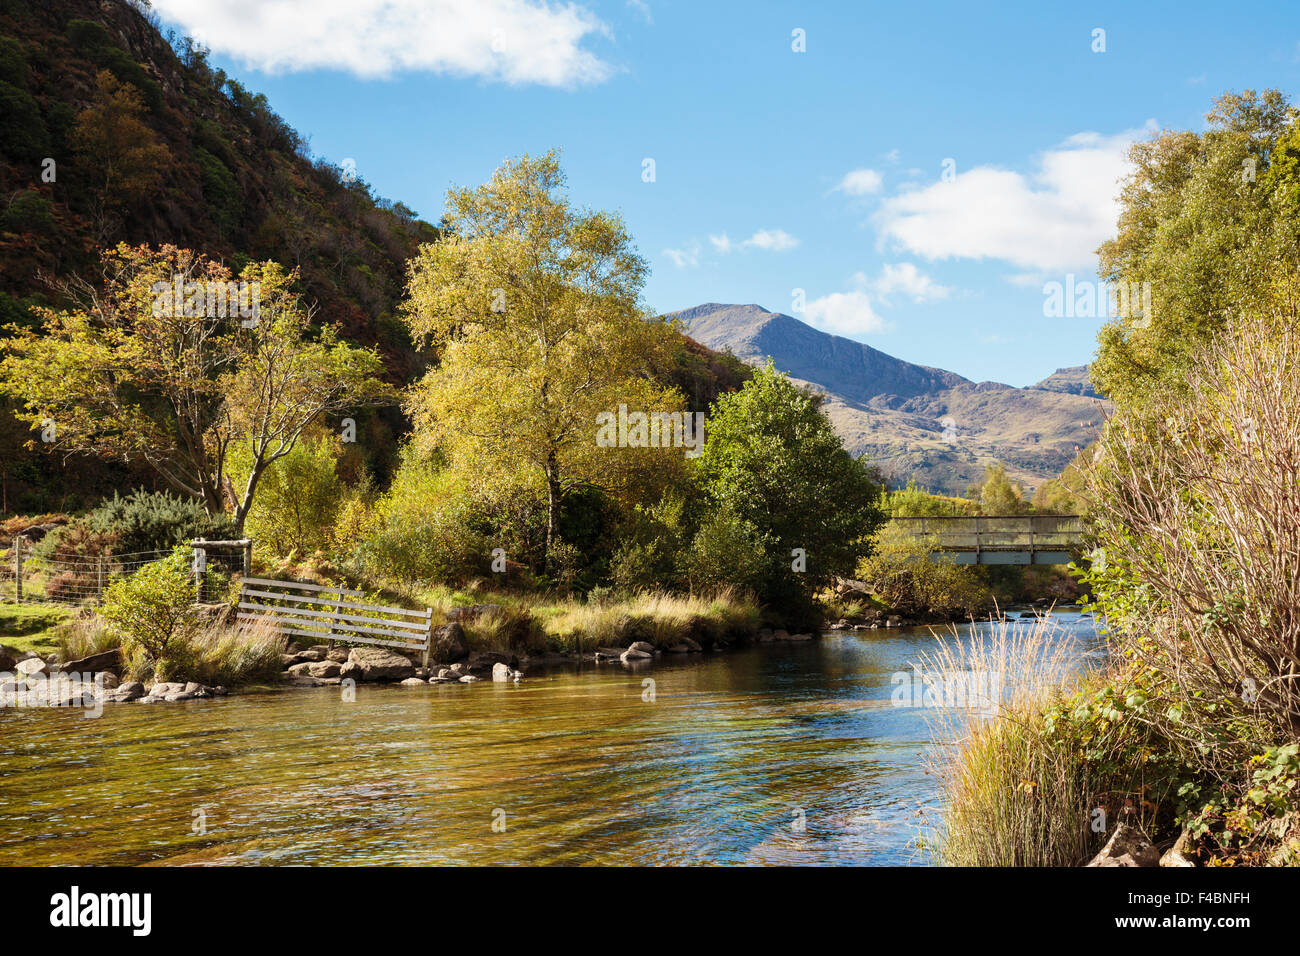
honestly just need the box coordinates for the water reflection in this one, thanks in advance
[0,612,1100,866]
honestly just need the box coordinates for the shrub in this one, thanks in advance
[234,434,343,558]
[679,506,772,594]
[855,524,990,620]
[1084,307,1300,744]
[87,490,234,556]
[100,547,198,680]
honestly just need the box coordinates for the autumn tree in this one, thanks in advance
[71,70,169,239]
[0,243,392,533]
[401,151,683,571]
[1094,89,1300,410]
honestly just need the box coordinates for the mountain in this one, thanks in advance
[1032,366,1100,398]
[671,303,1108,495]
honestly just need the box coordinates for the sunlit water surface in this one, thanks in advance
[0,612,1101,866]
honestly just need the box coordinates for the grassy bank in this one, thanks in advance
[414,584,762,656]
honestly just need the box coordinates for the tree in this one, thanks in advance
[0,244,392,533]
[1094,89,1300,410]
[401,151,683,571]
[972,463,1027,515]
[694,362,885,600]
[71,70,169,239]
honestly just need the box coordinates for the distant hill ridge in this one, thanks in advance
[670,303,1107,495]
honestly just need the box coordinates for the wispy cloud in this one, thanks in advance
[802,290,887,336]
[662,241,700,268]
[859,262,950,304]
[626,0,653,24]
[741,228,798,252]
[874,126,1152,272]
[150,0,614,86]
[834,168,883,196]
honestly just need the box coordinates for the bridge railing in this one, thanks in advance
[890,515,1084,552]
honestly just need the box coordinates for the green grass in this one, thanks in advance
[0,602,73,655]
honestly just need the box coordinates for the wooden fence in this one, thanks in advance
[236,577,435,664]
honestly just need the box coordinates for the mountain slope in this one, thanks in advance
[672,303,1107,495]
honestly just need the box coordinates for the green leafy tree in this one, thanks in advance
[1094,89,1299,410]
[401,151,683,571]
[972,463,1027,515]
[694,362,885,602]
[231,432,343,557]
[100,547,198,678]
[0,244,392,533]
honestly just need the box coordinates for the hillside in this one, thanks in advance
[0,0,747,515]
[672,303,1107,495]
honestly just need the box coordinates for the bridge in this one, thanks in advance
[890,515,1084,565]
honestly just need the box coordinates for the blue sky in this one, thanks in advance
[151,0,1300,386]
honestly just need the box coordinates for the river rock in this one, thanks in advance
[627,641,655,655]
[307,661,341,679]
[620,647,652,662]
[399,677,428,686]
[594,647,625,660]
[288,662,316,677]
[467,650,512,674]
[458,674,480,683]
[1160,828,1196,867]
[491,662,523,682]
[427,622,468,663]
[785,632,814,642]
[16,657,48,677]
[280,652,304,668]
[326,647,350,663]
[298,647,326,663]
[1086,824,1161,867]
[340,647,415,682]
[106,681,145,702]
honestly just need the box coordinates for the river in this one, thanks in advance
[0,611,1101,866]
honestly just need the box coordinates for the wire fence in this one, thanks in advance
[0,538,252,607]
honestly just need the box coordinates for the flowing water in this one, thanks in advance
[0,611,1101,866]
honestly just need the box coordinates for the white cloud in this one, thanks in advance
[662,241,700,268]
[875,126,1151,272]
[860,262,950,304]
[708,233,732,254]
[835,168,883,195]
[741,228,798,252]
[626,0,652,24]
[802,290,887,336]
[150,0,614,86]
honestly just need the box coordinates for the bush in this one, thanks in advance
[354,446,488,583]
[99,547,198,679]
[235,434,343,558]
[856,525,990,620]
[679,506,772,594]
[88,490,234,556]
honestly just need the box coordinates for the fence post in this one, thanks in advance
[97,554,105,599]
[13,535,22,604]
[241,539,252,577]
[421,608,434,668]
[192,541,206,603]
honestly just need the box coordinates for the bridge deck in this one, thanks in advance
[890,515,1084,565]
